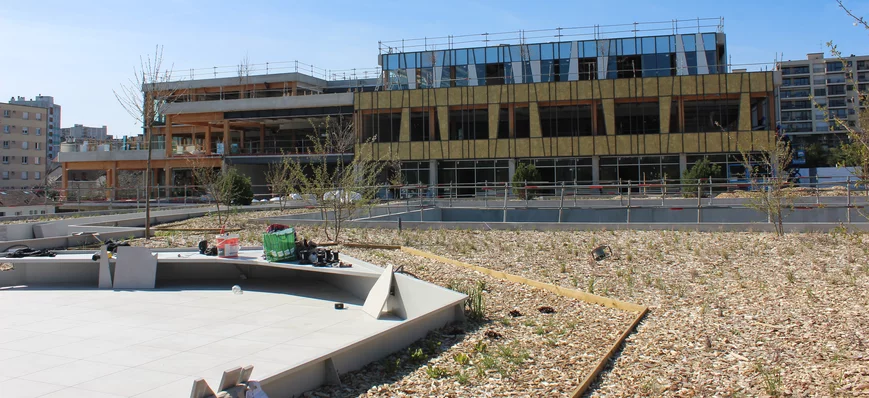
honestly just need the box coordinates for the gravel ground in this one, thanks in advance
[132,210,869,397]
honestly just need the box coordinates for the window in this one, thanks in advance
[828,85,846,95]
[1,156,7,164]
[21,141,28,150]
[35,157,41,165]
[21,171,28,180]
[35,142,41,150]
[783,77,809,86]
[827,62,845,72]
[614,102,660,134]
[781,100,811,110]
[1,141,7,149]
[829,98,847,107]
[682,100,740,133]
[22,112,29,120]
[21,156,28,164]
[21,127,28,135]
[782,66,810,75]
[781,89,810,98]
[782,110,811,121]
[35,113,42,121]
[36,128,41,136]
[3,125,9,133]
[1,171,8,180]
[35,171,41,180]
[409,111,431,141]
[515,107,530,138]
[2,110,9,117]
[448,109,488,140]
[813,88,826,97]
[540,105,594,137]
[362,112,402,142]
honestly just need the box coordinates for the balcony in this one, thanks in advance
[57,142,167,163]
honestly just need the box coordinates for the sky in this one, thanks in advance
[1,0,868,137]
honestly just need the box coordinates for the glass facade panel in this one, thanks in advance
[702,33,717,51]
[515,107,530,138]
[455,65,469,87]
[486,47,499,63]
[583,41,597,57]
[656,36,671,53]
[622,38,637,55]
[454,49,467,65]
[473,48,485,64]
[448,109,488,140]
[421,52,433,67]
[540,60,555,82]
[682,34,696,51]
[642,37,656,55]
[540,44,554,60]
[529,44,540,60]
[682,100,740,133]
[559,42,573,59]
[615,102,660,134]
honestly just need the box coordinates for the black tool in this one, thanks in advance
[334,302,345,310]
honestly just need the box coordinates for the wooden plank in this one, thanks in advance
[571,307,649,398]
[400,246,646,313]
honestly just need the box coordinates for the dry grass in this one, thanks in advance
[136,210,869,396]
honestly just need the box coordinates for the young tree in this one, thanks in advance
[113,45,184,239]
[284,116,391,242]
[265,154,299,211]
[740,136,796,236]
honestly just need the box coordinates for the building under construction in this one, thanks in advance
[58,18,779,198]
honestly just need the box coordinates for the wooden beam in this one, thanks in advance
[165,115,173,158]
[259,124,265,153]
[205,125,212,155]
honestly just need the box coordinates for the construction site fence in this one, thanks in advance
[13,175,861,207]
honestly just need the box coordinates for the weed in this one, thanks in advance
[426,366,450,379]
[587,276,596,294]
[755,362,783,397]
[534,326,546,335]
[383,357,400,375]
[785,270,795,284]
[424,339,442,355]
[522,319,536,327]
[499,317,512,326]
[473,341,488,354]
[456,371,470,384]
[409,348,426,364]
[453,352,470,366]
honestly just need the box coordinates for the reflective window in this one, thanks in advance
[453,49,467,65]
[510,45,522,61]
[515,107,530,138]
[406,53,417,69]
[622,38,637,55]
[473,48,485,64]
[540,60,555,82]
[455,65,469,87]
[656,36,671,53]
[529,44,540,60]
[682,34,696,52]
[583,41,597,57]
[421,52,433,67]
[559,42,573,59]
[410,111,431,141]
[387,54,398,70]
[486,47,499,63]
[540,44,554,60]
[642,37,656,55]
[438,50,451,66]
[702,33,717,51]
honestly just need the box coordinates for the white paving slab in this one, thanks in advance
[0,279,406,397]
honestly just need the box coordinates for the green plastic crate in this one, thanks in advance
[263,228,296,262]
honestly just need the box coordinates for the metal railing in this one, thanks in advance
[379,18,725,54]
[169,60,381,83]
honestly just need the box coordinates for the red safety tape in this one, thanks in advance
[589,185,604,189]
[670,208,683,211]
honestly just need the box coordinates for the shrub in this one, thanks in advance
[512,162,541,199]
[681,158,721,197]
[223,168,254,205]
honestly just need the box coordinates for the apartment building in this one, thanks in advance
[61,124,109,141]
[10,95,61,164]
[778,53,869,146]
[0,102,50,189]
[59,18,777,197]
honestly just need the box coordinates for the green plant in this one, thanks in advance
[383,357,400,375]
[473,341,488,354]
[587,276,596,294]
[450,280,486,321]
[785,270,795,284]
[456,371,470,384]
[681,158,722,198]
[512,162,541,199]
[755,362,783,397]
[409,348,426,364]
[453,352,471,366]
[425,366,450,379]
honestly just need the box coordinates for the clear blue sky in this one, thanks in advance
[1,0,867,137]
